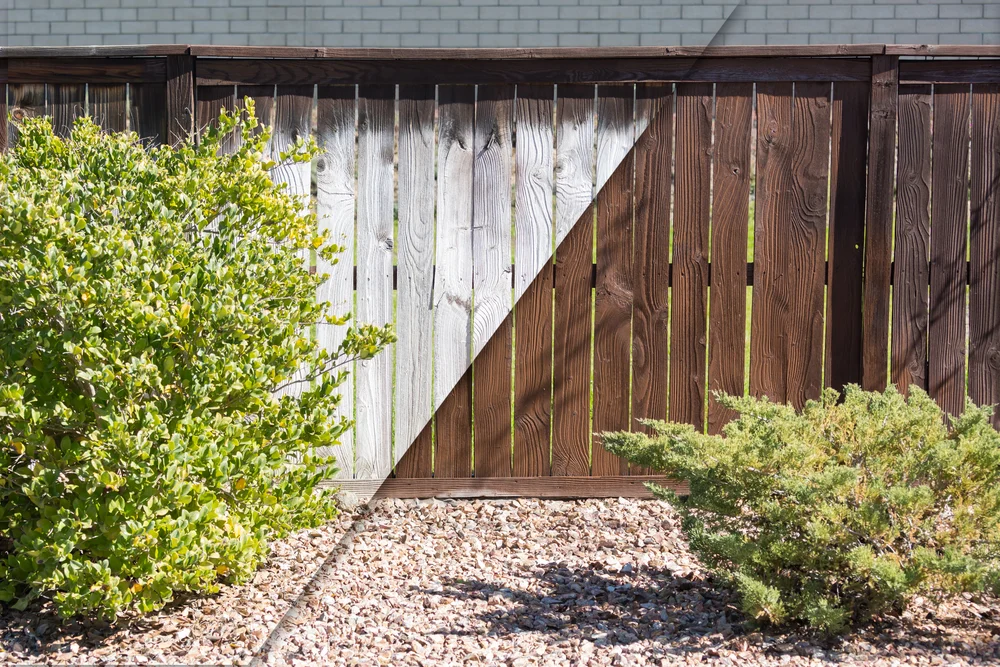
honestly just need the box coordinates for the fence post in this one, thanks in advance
[165,53,195,147]
[861,54,899,391]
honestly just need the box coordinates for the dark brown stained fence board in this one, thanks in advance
[394,84,436,479]
[891,85,932,395]
[238,85,276,139]
[513,83,555,477]
[128,83,167,145]
[8,83,45,146]
[631,83,673,445]
[48,84,84,137]
[194,57,871,88]
[825,82,869,393]
[750,83,794,403]
[552,84,595,477]
[0,61,7,152]
[89,84,127,133]
[472,84,515,479]
[196,85,236,145]
[888,45,1000,57]
[328,475,689,500]
[0,45,189,58]
[928,85,971,417]
[433,84,475,479]
[899,61,1000,85]
[355,84,395,481]
[6,58,168,84]
[707,83,752,433]
[861,55,898,391]
[166,55,195,146]
[785,82,831,407]
[669,83,712,428]
[592,84,635,477]
[970,84,1000,427]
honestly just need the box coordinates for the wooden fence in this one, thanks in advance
[3,45,999,498]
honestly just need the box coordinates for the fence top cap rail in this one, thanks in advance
[886,44,1000,57]
[188,44,887,59]
[0,44,189,58]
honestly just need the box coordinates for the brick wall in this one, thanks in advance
[1,0,997,48]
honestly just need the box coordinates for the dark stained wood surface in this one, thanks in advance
[825,82,869,392]
[969,84,1000,427]
[891,85,932,395]
[89,84,128,133]
[48,84,84,137]
[707,82,752,433]
[669,83,712,427]
[928,85,971,416]
[7,83,45,146]
[6,58,168,83]
[861,55,899,391]
[899,61,1000,84]
[630,83,673,442]
[166,54,195,146]
[128,83,167,145]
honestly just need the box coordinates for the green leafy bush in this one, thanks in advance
[603,386,1000,633]
[0,110,393,618]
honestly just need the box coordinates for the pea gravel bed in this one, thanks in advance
[2,497,998,666]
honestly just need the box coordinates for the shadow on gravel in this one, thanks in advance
[428,562,1000,662]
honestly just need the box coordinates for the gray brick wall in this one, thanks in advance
[1,0,997,48]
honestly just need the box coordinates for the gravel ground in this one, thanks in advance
[2,497,999,666]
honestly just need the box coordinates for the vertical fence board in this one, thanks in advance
[394,84,436,478]
[8,84,45,146]
[751,84,794,402]
[929,85,971,417]
[513,84,555,477]
[825,82,868,392]
[707,82,752,433]
[0,62,7,152]
[166,54,195,146]
[196,85,236,144]
[552,84,595,477]
[861,55,899,391]
[892,85,932,395]
[315,85,357,479]
[128,83,167,145]
[970,84,1000,427]
[89,84,127,133]
[472,85,515,478]
[433,85,475,478]
[49,84,84,137]
[670,83,712,429]
[592,84,635,476]
[238,85,276,141]
[355,85,395,480]
[631,83,673,444]
[786,82,831,408]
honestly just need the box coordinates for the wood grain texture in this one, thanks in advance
[592,84,635,476]
[328,475,688,500]
[707,83,752,433]
[195,85,236,146]
[472,85,515,478]
[128,83,167,145]
[670,83,712,428]
[969,84,1000,427]
[6,57,167,84]
[433,85,475,478]
[315,85,357,479]
[861,56,899,391]
[928,85,970,417]
[552,84,595,477]
[394,84,436,478]
[354,85,395,481]
[891,85,932,395]
[89,84,128,133]
[0,62,7,152]
[899,61,1000,85]
[48,84,84,137]
[166,55,195,146]
[825,82,869,392]
[8,84,45,146]
[237,85,275,140]
[630,84,673,442]
[513,84,555,477]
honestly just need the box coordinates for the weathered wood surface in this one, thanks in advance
[394,84,436,478]
[128,83,167,144]
[928,85,970,417]
[707,83,752,433]
[891,85,932,395]
[315,85,357,478]
[328,476,689,500]
[48,84,84,137]
[969,84,1000,428]
[8,83,46,146]
[354,85,395,481]
[513,84,555,477]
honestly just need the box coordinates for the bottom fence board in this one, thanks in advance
[323,476,688,500]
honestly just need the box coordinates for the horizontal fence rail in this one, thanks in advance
[3,45,1000,496]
